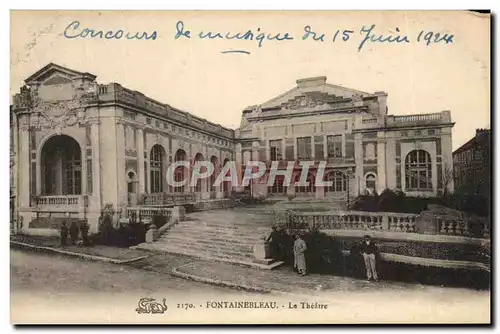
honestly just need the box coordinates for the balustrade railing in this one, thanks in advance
[125,206,173,223]
[437,217,489,238]
[391,113,442,124]
[143,192,196,206]
[35,195,84,209]
[284,210,488,238]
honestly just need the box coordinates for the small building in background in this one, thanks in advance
[452,128,491,198]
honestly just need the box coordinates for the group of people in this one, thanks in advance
[60,221,90,246]
[266,226,380,282]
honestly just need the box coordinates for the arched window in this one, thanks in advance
[194,153,204,193]
[325,171,346,193]
[405,150,432,190]
[174,149,187,193]
[41,135,82,195]
[210,156,218,192]
[365,173,376,195]
[222,158,230,193]
[150,145,165,193]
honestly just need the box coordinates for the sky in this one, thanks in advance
[10,11,490,150]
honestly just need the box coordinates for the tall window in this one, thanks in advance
[269,140,282,161]
[174,149,187,193]
[325,171,346,192]
[268,175,287,195]
[405,150,432,190]
[327,135,343,158]
[150,145,164,193]
[63,151,81,195]
[297,137,312,160]
[296,173,315,194]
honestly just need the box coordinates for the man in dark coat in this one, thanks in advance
[69,221,79,245]
[360,235,379,282]
[81,221,90,246]
[60,222,69,246]
[266,226,282,260]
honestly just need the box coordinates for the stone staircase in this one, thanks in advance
[135,207,281,268]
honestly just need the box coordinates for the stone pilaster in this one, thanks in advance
[18,120,30,210]
[354,133,363,195]
[90,120,101,212]
[376,132,387,193]
[136,127,145,194]
[116,121,127,207]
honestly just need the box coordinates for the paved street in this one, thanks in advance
[11,249,491,324]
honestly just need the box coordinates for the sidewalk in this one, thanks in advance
[11,235,149,264]
[170,259,429,295]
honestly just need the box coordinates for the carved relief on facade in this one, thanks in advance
[31,97,87,130]
[281,96,329,110]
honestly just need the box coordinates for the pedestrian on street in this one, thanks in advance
[266,226,282,260]
[81,221,90,246]
[60,221,69,246]
[69,221,79,245]
[360,235,379,282]
[293,234,307,276]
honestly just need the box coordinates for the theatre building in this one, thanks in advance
[10,63,235,234]
[235,76,455,201]
[10,63,455,235]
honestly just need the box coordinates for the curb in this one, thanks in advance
[171,263,271,294]
[10,241,149,264]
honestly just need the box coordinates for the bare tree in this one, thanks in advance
[442,164,454,197]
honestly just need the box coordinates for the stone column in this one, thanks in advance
[18,120,30,210]
[88,120,102,233]
[136,127,145,194]
[385,136,396,189]
[235,143,243,192]
[376,132,387,193]
[441,127,454,193]
[323,135,328,159]
[116,121,127,207]
[354,133,363,195]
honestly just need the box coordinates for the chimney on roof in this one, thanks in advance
[296,76,327,88]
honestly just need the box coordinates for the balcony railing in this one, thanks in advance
[125,206,173,224]
[142,192,196,206]
[35,195,86,210]
[96,83,234,139]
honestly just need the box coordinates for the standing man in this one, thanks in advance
[293,234,307,276]
[60,221,69,246]
[69,221,79,245]
[81,221,90,246]
[360,235,379,282]
[266,226,282,260]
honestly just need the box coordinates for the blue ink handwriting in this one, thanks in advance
[62,20,455,54]
[63,21,157,40]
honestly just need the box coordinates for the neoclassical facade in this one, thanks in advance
[235,76,455,201]
[11,64,455,234]
[11,63,235,233]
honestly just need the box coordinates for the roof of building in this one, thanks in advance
[453,129,491,155]
[243,76,382,112]
[20,63,234,137]
[25,62,97,84]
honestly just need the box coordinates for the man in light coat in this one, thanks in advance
[293,234,307,276]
